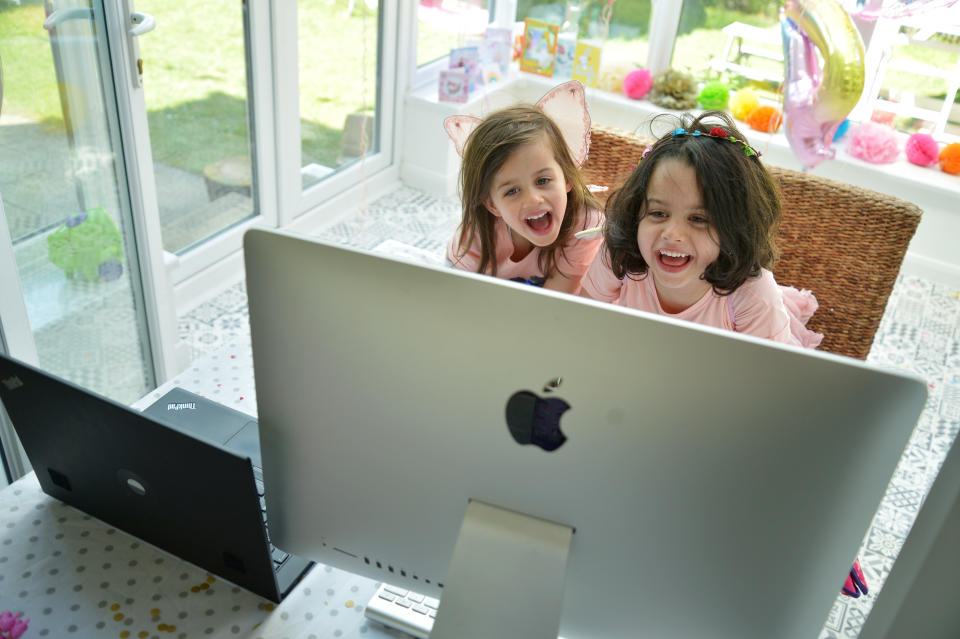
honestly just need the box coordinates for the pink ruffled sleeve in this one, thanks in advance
[780,285,824,349]
[731,270,823,348]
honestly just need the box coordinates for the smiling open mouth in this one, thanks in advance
[658,249,691,268]
[525,211,552,233]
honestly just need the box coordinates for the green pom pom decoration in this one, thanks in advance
[698,82,730,110]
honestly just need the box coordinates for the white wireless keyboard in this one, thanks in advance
[364,583,570,638]
[364,583,438,638]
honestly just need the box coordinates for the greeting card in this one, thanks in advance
[449,45,481,92]
[483,27,513,73]
[438,69,469,103]
[483,63,502,85]
[554,33,577,79]
[520,18,558,77]
[449,45,479,72]
[485,26,512,46]
[571,40,602,88]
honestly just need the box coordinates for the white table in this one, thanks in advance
[0,340,408,639]
[4,306,953,638]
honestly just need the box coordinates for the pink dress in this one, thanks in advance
[447,207,604,290]
[581,255,823,348]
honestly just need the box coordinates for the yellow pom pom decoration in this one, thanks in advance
[598,64,632,94]
[730,88,760,121]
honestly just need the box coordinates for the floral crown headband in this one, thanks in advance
[640,126,760,161]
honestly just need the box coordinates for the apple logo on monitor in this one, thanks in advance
[505,379,569,452]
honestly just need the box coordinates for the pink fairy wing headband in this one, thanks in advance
[538,80,592,166]
[443,80,592,167]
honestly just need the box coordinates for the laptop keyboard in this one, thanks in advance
[253,467,290,570]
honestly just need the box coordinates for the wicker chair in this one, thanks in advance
[581,125,923,360]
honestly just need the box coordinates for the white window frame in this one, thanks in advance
[648,0,683,75]
[407,0,501,92]
[852,14,960,145]
[170,2,404,308]
[270,2,400,226]
[163,0,274,288]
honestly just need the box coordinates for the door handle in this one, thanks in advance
[42,7,94,31]
[125,10,155,88]
[129,12,155,37]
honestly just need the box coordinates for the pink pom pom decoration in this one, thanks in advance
[847,122,900,164]
[622,68,652,100]
[905,132,940,167]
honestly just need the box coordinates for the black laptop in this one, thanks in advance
[0,353,313,603]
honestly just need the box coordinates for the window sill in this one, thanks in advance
[512,74,958,213]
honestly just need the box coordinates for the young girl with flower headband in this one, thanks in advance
[581,112,875,596]
[444,81,603,293]
[581,110,822,348]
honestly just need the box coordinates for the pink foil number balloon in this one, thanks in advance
[781,0,866,169]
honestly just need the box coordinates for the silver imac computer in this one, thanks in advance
[243,228,927,639]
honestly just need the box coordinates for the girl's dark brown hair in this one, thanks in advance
[603,110,781,294]
[452,105,599,277]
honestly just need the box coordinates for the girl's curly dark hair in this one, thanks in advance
[603,110,781,295]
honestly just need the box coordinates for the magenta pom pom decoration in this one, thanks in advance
[622,68,652,100]
[905,132,940,167]
[847,121,900,164]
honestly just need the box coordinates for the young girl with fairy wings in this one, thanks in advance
[444,81,603,294]
[581,110,823,348]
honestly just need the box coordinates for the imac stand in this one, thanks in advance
[430,500,574,639]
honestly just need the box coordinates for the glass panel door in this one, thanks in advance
[298,0,384,190]
[0,0,157,405]
[136,0,257,254]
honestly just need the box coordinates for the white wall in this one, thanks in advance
[401,74,960,288]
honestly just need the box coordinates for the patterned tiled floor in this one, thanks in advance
[177,183,960,638]
[177,185,460,364]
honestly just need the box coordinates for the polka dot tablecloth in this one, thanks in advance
[0,341,410,639]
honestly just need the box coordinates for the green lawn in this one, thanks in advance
[0,0,379,174]
[0,2,65,127]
